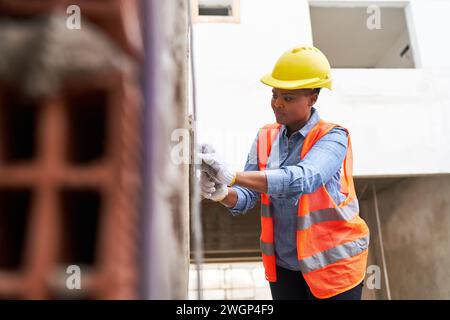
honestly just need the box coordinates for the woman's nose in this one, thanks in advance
[274,96,284,109]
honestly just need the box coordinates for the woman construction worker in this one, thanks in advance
[198,46,370,300]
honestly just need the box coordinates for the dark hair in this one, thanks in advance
[312,88,321,95]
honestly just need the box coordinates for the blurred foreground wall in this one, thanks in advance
[0,0,191,300]
[0,0,143,299]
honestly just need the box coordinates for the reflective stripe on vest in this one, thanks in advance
[298,235,369,273]
[297,199,359,231]
[260,240,275,256]
[261,203,271,217]
[258,124,281,282]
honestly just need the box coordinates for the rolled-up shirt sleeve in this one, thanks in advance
[228,133,260,216]
[265,127,348,197]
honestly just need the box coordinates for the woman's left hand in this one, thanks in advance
[197,151,236,186]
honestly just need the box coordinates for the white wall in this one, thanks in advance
[194,0,450,176]
[320,68,450,176]
[408,0,450,68]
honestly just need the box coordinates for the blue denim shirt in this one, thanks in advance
[229,107,348,271]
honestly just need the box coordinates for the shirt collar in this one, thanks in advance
[280,107,320,138]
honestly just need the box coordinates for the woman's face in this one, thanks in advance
[271,88,318,126]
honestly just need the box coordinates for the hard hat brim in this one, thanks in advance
[260,73,332,90]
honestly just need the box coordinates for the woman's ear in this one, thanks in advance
[309,92,319,107]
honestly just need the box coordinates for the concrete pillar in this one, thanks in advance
[141,0,190,299]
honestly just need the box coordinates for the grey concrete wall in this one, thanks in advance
[360,175,450,299]
[142,0,190,299]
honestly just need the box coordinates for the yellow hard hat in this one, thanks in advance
[261,46,332,90]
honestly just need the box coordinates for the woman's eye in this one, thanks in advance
[284,96,293,102]
[272,95,277,100]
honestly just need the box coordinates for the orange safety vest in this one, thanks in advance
[257,120,370,299]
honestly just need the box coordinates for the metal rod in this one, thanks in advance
[187,0,204,300]
[359,182,369,200]
[371,181,392,300]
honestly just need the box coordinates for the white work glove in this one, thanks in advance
[198,151,237,186]
[200,172,228,202]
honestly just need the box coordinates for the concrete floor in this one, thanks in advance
[189,262,272,300]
